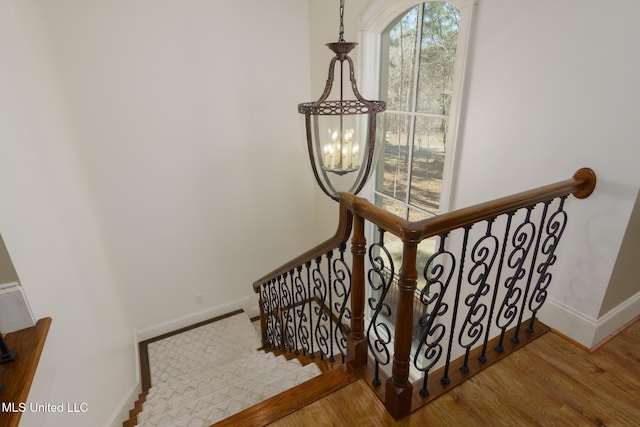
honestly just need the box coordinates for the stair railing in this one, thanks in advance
[253,202,355,363]
[253,167,596,419]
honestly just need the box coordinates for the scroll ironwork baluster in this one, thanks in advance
[414,233,455,397]
[313,255,330,359]
[277,274,289,351]
[283,270,298,353]
[366,228,394,387]
[332,243,352,362]
[496,207,535,352]
[327,250,335,362]
[294,265,309,356]
[290,270,299,353]
[281,272,290,352]
[271,278,283,349]
[513,201,550,343]
[305,261,315,358]
[527,197,568,333]
[261,283,273,347]
[441,225,471,385]
[479,213,513,361]
[458,220,498,373]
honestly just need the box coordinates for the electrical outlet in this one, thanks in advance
[195,295,204,304]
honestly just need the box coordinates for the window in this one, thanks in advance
[377,2,460,215]
[364,0,476,281]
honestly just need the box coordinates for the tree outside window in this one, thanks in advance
[374,1,462,288]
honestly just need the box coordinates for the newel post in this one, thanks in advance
[347,214,367,369]
[385,241,417,419]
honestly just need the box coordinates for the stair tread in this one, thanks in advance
[139,354,320,425]
[141,352,316,415]
[147,312,262,388]
[135,312,322,426]
[146,351,280,396]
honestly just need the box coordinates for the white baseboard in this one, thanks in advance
[107,330,142,427]
[538,299,598,347]
[591,291,640,346]
[539,291,640,349]
[135,295,260,342]
[108,381,140,427]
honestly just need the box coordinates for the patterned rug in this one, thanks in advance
[137,312,321,426]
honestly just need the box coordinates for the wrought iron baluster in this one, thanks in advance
[479,213,514,361]
[305,261,315,358]
[441,225,471,385]
[414,233,455,397]
[513,201,550,343]
[278,274,289,351]
[287,268,300,354]
[294,265,309,356]
[284,270,298,353]
[366,228,394,387]
[495,207,535,352]
[281,272,290,352]
[312,255,330,359]
[458,220,498,373]
[327,250,335,362]
[261,283,273,347]
[332,243,352,363]
[269,278,282,349]
[527,196,568,333]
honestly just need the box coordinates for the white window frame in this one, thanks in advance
[357,0,477,213]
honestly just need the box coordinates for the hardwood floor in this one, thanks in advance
[271,319,640,426]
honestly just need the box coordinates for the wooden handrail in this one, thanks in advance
[253,168,595,290]
[252,202,353,292]
[341,167,596,244]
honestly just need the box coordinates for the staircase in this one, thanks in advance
[127,312,322,427]
[125,168,598,425]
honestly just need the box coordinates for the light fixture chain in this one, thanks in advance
[339,0,345,42]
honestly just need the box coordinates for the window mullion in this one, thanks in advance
[410,4,424,115]
[404,4,424,217]
[385,109,448,120]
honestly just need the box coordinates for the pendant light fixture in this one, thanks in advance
[298,0,386,201]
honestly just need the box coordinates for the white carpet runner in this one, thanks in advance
[136,312,321,427]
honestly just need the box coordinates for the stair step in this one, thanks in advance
[138,357,320,426]
[133,311,324,426]
[147,312,262,389]
[142,352,312,415]
[145,351,294,398]
[264,348,343,373]
[214,364,363,427]
[122,391,147,427]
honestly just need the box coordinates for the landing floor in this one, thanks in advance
[273,318,640,426]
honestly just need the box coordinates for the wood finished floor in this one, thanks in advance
[271,319,640,427]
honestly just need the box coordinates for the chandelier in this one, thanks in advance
[298,0,386,201]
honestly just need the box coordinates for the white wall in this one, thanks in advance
[0,1,136,426]
[2,0,316,425]
[310,0,640,346]
[455,0,640,344]
[37,0,317,334]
